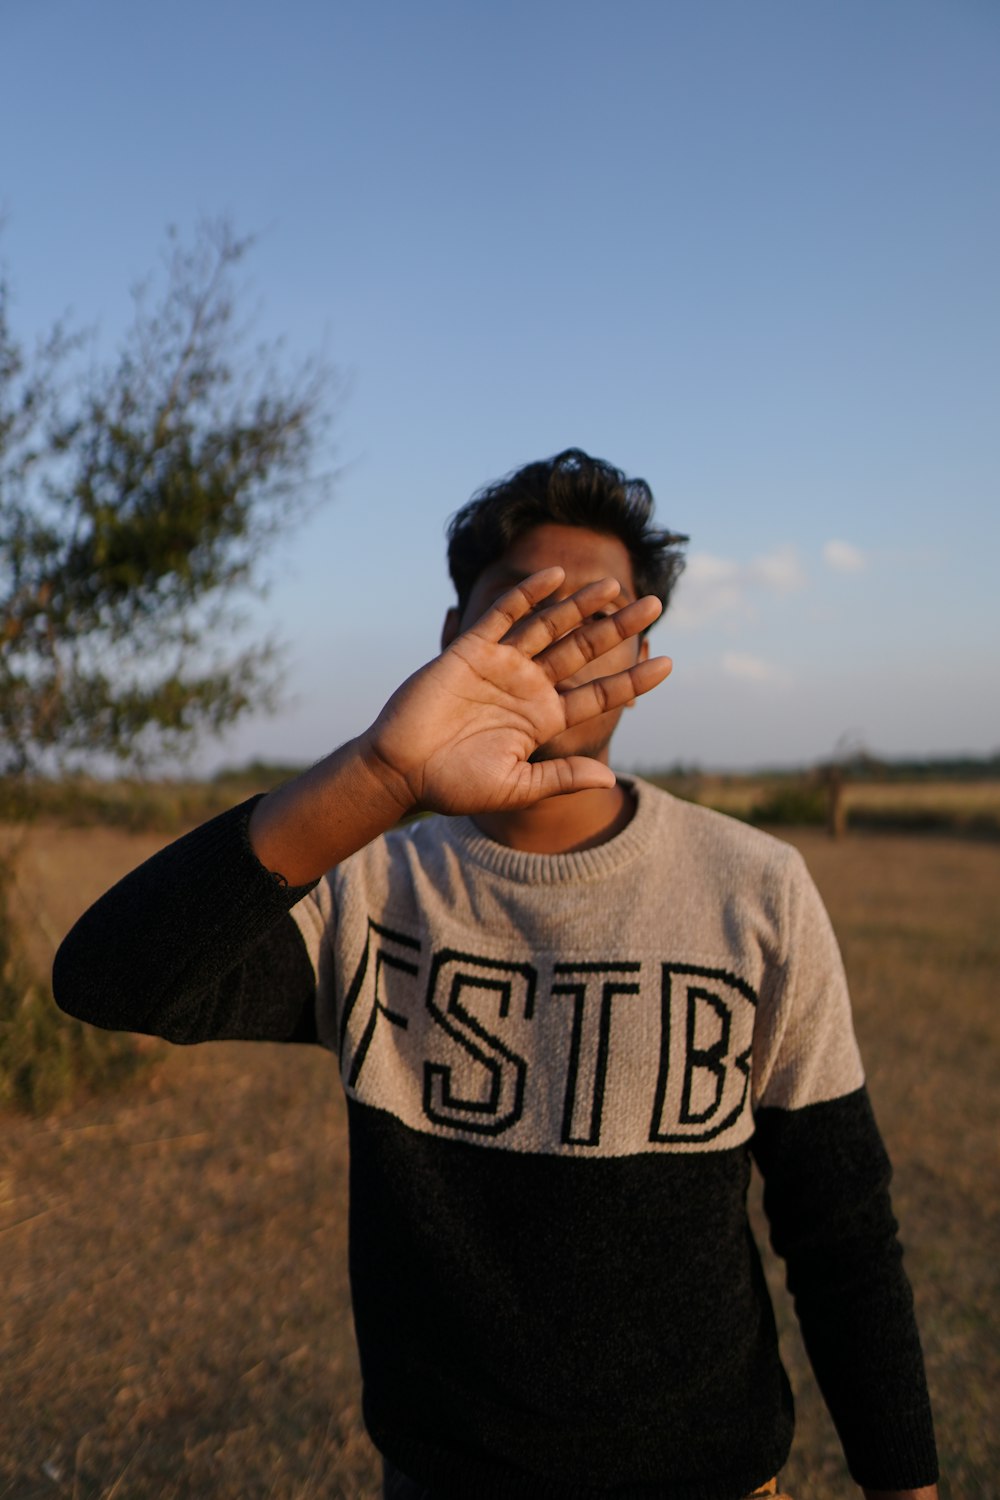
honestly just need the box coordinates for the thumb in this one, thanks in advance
[514,755,618,804]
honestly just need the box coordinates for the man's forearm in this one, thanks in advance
[53,797,319,1042]
[248,734,411,887]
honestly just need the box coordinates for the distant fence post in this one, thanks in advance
[826,764,846,839]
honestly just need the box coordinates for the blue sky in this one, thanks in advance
[2,0,998,771]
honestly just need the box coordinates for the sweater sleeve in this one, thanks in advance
[52,796,321,1046]
[750,851,938,1491]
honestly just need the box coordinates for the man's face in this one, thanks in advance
[442,522,649,766]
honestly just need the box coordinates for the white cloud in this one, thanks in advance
[823,539,868,574]
[671,545,806,628]
[721,652,792,687]
[746,546,806,593]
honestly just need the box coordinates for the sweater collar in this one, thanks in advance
[441,776,663,886]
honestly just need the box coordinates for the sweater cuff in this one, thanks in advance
[840,1402,939,1491]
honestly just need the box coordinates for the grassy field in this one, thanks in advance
[648,772,1000,836]
[1,817,998,1498]
[5,765,1000,839]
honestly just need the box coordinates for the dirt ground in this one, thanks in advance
[1,823,998,1498]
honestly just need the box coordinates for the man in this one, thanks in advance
[54,449,939,1499]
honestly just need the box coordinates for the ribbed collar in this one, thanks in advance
[441,776,665,886]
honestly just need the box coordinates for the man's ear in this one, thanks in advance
[441,607,461,651]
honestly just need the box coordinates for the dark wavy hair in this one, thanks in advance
[446,448,687,619]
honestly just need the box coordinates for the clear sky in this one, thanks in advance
[3,0,998,772]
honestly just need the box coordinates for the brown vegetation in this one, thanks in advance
[651,772,1000,837]
[1,818,997,1497]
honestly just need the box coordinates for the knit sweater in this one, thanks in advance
[53,777,938,1500]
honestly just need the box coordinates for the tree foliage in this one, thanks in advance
[0,222,334,774]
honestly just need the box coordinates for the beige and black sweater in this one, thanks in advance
[54,777,938,1500]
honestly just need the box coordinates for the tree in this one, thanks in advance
[0,221,335,775]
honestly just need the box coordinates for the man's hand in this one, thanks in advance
[360,566,671,816]
[249,567,672,885]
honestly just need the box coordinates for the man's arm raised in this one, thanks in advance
[53,568,669,1039]
[249,567,670,886]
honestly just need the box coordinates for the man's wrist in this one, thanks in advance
[354,728,418,821]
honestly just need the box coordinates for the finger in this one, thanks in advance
[465,567,566,644]
[536,595,663,685]
[559,655,673,726]
[499,577,622,656]
[510,754,618,804]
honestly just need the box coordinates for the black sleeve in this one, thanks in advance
[752,1086,938,1492]
[52,796,321,1045]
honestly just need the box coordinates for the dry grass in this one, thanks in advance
[1,823,997,1497]
[0,1043,374,1499]
[841,779,1000,814]
[749,832,1000,1499]
[0,768,299,835]
[695,777,1000,834]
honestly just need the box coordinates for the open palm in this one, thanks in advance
[363,567,672,815]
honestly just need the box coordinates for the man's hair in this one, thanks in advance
[446,448,688,618]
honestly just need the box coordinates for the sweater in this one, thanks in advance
[52,777,939,1500]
